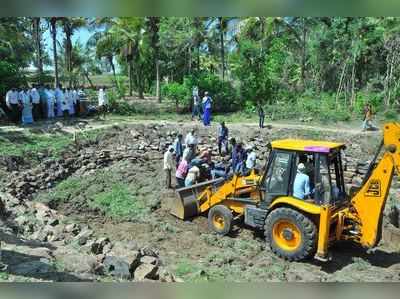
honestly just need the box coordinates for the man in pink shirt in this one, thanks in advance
[175,159,189,188]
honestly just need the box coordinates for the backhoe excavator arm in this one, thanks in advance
[348,123,400,248]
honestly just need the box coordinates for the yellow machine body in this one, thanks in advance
[171,171,261,220]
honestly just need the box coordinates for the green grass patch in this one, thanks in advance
[92,183,146,220]
[36,162,150,221]
[0,126,106,160]
[44,176,83,204]
[174,260,202,278]
[0,130,72,157]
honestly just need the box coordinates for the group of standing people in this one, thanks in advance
[4,85,109,125]
[5,84,83,125]
[163,122,258,189]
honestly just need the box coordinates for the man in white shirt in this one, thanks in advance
[185,166,201,187]
[45,86,56,119]
[30,85,41,121]
[60,88,69,118]
[65,88,75,116]
[5,88,20,123]
[163,146,175,189]
[185,129,198,148]
[98,86,108,119]
[20,87,34,124]
[245,145,257,172]
[191,86,201,121]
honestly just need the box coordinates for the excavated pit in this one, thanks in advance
[1,122,400,282]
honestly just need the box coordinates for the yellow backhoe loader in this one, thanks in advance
[170,123,400,261]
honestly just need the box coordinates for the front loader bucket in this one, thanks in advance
[170,178,225,220]
[170,195,199,220]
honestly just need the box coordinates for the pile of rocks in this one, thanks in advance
[90,242,176,282]
[0,193,177,282]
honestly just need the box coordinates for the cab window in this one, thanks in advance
[265,152,292,195]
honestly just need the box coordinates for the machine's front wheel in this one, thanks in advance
[208,205,233,235]
[265,208,316,261]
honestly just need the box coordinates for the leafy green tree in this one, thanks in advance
[0,18,33,96]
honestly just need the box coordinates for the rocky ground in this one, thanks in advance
[0,121,400,282]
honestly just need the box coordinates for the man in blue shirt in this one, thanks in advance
[293,163,311,199]
[173,134,183,167]
[202,91,212,126]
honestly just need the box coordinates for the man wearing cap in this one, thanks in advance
[164,146,175,189]
[293,163,311,200]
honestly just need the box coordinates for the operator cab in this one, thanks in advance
[262,139,346,206]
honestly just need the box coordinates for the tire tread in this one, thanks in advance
[265,207,317,261]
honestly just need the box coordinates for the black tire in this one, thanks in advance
[265,208,317,261]
[208,205,233,235]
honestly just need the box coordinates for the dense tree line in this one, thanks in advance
[1,17,400,118]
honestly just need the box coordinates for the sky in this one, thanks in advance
[40,27,92,71]
[43,27,91,50]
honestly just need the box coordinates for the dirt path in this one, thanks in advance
[0,117,381,136]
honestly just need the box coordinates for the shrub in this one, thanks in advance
[0,61,26,97]
[183,72,240,113]
[112,101,137,115]
[115,76,127,99]
[384,109,398,121]
[161,82,188,113]
[106,88,119,112]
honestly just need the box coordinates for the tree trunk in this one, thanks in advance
[336,60,348,107]
[64,21,73,88]
[197,46,201,72]
[128,60,133,96]
[84,71,95,89]
[137,71,144,99]
[108,56,117,85]
[32,17,43,82]
[193,17,202,72]
[301,24,306,91]
[259,17,265,55]
[50,18,59,87]
[219,17,225,81]
[188,46,192,75]
[350,55,356,108]
[156,59,160,102]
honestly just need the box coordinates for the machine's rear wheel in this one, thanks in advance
[208,205,233,235]
[265,208,316,261]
